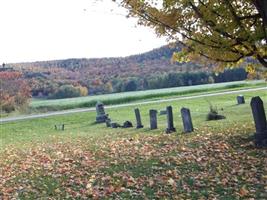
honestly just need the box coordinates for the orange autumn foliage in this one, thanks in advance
[0,71,31,112]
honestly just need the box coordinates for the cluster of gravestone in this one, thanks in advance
[95,101,194,133]
[96,95,267,148]
[95,101,133,129]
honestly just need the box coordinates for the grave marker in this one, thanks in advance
[150,109,158,130]
[134,108,144,129]
[96,101,109,123]
[250,96,267,147]
[181,107,194,133]
[166,106,176,133]
[237,95,245,104]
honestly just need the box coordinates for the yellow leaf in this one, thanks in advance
[55,188,61,193]
[168,178,176,186]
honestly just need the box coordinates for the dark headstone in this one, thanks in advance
[149,109,158,130]
[159,110,167,115]
[122,121,133,128]
[96,101,109,123]
[181,107,194,133]
[165,106,176,133]
[250,96,267,147]
[54,124,65,131]
[237,95,245,104]
[111,122,121,128]
[134,108,144,129]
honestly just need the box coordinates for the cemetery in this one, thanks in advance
[96,94,267,148]
[0,89,266,199]
[1,0,267,198]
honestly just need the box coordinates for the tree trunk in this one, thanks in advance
[253,0,267,42]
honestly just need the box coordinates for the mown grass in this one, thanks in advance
[29,80,265,112]
[1,88,266,149]
[0,87,267,199]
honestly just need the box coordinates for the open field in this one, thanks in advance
[29,80,265,112]
[0,87,267,199]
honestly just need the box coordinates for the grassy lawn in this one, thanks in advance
[0,87,267,199]
[29,80,265,112]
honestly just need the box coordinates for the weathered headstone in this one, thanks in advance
[181,107,194,133]
[122,121,133,128]
[54,124,65,131]
[237,95,245,104]
[134,108,144,128]
[149,109,158,130]
[250,96,267,147]
[111,122,121,128]
[165,106,176,133]
[159,110,167,115]
[96,101,109,123]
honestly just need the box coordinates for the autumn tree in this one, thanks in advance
[0,72,31,112]
[114,0,267,70]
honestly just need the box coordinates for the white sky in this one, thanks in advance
[0,0,167,64]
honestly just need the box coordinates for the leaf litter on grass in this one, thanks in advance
[0,122,266,199]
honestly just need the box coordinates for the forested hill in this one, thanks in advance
[7,45,247,98]
[10,44,195,71]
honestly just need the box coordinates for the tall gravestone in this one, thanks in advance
[250,96,267,147]
[181,107,194,133]
[134,108,144,129]
[237,95,245,104]
[149,109,158,130]
[95,101,109,123]
[166,106,176,133]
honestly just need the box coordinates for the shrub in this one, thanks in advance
[50,85,81,99]
[206,102,226,121]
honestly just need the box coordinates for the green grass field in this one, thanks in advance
[29,80,265,112]
[0,84,267,199]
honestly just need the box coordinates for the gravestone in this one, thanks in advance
[55,124,65,131]
[250,96,267,147]
[181,107,194,133]
[159,110,167,115]
[237,95,245,104]
[122,121,133,128]
[134,108,144,129]
[149,109,158,130]
[96,101,109,123]
[165,106,176,133]
[111,122,121,128]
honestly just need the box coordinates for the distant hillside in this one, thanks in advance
[7,45,247,97]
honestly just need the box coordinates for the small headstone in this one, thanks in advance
[165,106,176,133]
[149,109,158,130]
[237,95,245,104]
[134,108,144,129]
[54,124,65,131]
[111,122,121,128]
[122,121,133,128]
[250,96,267,147]
[159,110,167,115]
[181,107,194,133]
[96,101,109,123]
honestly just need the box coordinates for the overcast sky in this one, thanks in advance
[0,0,167,64]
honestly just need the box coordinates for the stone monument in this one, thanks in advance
[165,106,176,133]
[250,96,267,147]
[181,107,194,133]
[134,108,144,129]
[95,101,109,123]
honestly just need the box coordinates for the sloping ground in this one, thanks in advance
[0,122,266,199]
